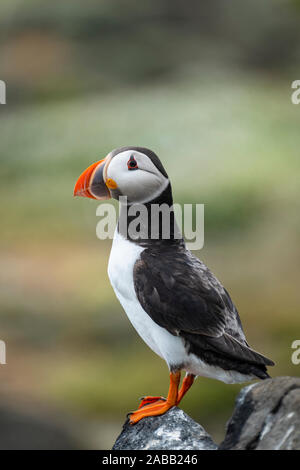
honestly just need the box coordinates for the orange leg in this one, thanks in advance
[129,371,181,425]
[139,373,195,408]
[176,373,195,405]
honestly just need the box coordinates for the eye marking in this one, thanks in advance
[127,155,138,171]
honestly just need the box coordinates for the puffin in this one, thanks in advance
[74,146,274,424]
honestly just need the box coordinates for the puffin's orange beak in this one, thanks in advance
[73,157,112,200]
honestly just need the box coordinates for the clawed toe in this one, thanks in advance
[138,396,166,409]
[129,400,174,424]
[128,371,182,424]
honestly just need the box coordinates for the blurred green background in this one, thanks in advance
[0,0,300,449]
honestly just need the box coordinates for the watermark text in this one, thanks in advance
[96,197,204,250]
[291,80,300,104]
[291,340,300,365]
[0,80,6,104]
[0,340,6,364]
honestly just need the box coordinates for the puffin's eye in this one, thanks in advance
[127,155,138,171]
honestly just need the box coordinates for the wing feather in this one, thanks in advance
[134,246,274,368]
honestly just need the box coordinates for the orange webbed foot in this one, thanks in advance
[129,371,181,425]
[138,396,165,409]
[129,399,174,424]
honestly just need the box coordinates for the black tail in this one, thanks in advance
[183,331,274,380]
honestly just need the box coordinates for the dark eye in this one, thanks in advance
[127,155,138,170]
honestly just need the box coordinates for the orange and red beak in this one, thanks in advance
[73,157,112,200]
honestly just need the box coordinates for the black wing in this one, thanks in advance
[133,245,274,371]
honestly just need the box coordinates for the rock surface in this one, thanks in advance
[220,376,300,450]
[113,377,300,450]
[113,407,217,450]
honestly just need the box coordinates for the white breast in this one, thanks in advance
[107,229,187,367]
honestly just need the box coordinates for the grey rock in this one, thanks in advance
[113,407,217,450]
[220,376,300,450]
[113,377,300,451]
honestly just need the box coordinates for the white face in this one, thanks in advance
[106,150,169,204]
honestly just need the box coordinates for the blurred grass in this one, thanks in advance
[1,70,300,445]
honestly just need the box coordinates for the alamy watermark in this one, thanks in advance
[0,340,6,364]
[0,80,6,104]
[291,80,300,104]
[291,340,300,365]
[96,196,204,250]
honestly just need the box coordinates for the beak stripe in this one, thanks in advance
[74,159,106,199]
